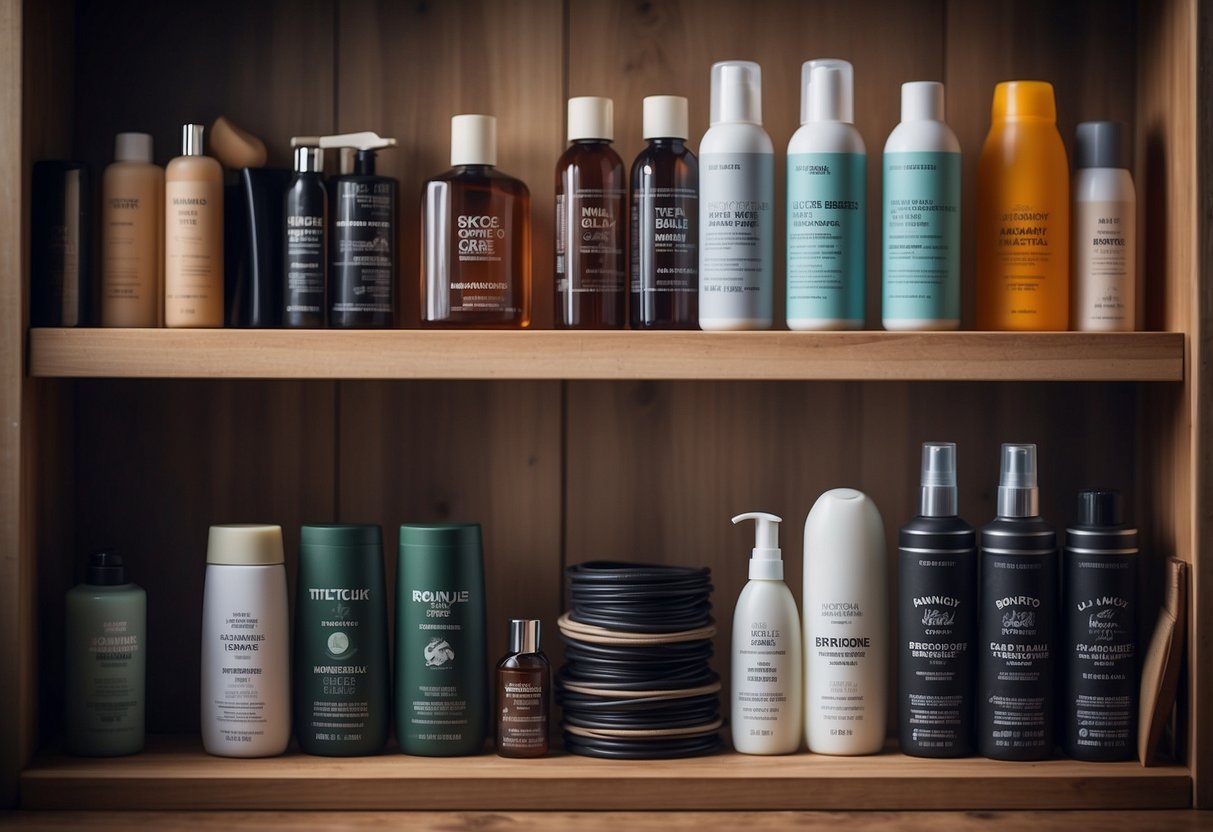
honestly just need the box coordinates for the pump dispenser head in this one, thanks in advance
[451,114,497,166]
[711,60,763,126]
[919,442,958,517]
[293,146,323,174]
[996,443,1040,518]
[802,58,854,124]
[732,511,783,580]
[901,81,945,122]
[181,123,205,156]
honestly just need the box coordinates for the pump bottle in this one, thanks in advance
[283,145,327,328]
[730,512,801,754]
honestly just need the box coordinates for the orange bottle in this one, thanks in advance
[976,81,1069,331]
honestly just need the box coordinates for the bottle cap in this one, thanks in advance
[643,95,689,140]
[920,442,958,517]
[996,443,1040,518]
[991,80,1056,122]
[451,114,497,167]
[114,133,153,163]
[803,488,886,566]
[1075,120,1131,170]
[568,96,614,142]
[181,123,205,157]
[1067,488,1138,552]
[399,522,483,551]
[802,58,853,124]
[1075,489,1123,527]
[509,618,541,654]
[86,551,128,586]
[731,511,783,580]
[207,524,284,565]
[901,81,945,123]
[710,60,762,126]
[293,146,323,174]
[300,523,382,549]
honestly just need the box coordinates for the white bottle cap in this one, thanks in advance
[114,132,153,163]
[568,96,614,142]
[710,60,762,126]
[450,114,497,166]
[732,511,783,581]
[207,524,284,566]
[802,58,854,124]
[901,81,945,122]
[643,95,689,140]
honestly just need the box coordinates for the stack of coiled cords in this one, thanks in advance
[557,561,722,759]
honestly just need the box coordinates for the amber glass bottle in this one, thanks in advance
[495,619,550,758]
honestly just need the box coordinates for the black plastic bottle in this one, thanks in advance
[328,133,397,328]
[283,146,327,328]
[1063,489,1138,761]
[898,442,977,757]
[978,443,1058,760]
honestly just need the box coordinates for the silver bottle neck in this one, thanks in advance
[509,619,540,654]
[182,124,205,157]
[920,485,957,517]
[997,485,1039,518]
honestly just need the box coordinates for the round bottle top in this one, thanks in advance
[901,81,945,123]
[207,524,284,565]
[1075,120,1131,170]
[710,60,762,126]
[802,58,853,124]
[451,114,497,167]
[399,522,483,551]
[114,132,153,163]
[803,487,886,562]
[996,443,1040,518]
[509,618,541,653]
[1076,488,1123,527]
[568,96,614,142]
[1067,488,1138,552]
[301,523,382,550]
[86,550,128,586]
[643,95,689,140]
[991,80,1056,122]
[919,441,958,517]
[181,123,205,157]
[293,146,323,174]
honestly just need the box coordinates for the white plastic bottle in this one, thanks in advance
[730,512,802,755]
[201,524,291,757]
[1072,120,1136,331]
[882,81,961,330]
[698,60,774,330]
[787,60,866,330]
[803,488,888,755]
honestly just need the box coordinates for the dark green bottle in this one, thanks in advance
[396,523,488,755]
[294,524,389,756]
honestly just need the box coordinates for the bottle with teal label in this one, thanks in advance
[882,81,961,330]
[787,59,867,330]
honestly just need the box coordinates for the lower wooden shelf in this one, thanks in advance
[19,736,1192,811]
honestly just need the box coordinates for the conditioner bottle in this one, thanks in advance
[283,146,327,328]
[165,124,224,327]
[1072,121,1136,331]
[101,133,163,327]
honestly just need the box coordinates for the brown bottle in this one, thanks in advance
[495,618,550,758]
[555,97,626,329]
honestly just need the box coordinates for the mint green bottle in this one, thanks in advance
[65,552,146,756]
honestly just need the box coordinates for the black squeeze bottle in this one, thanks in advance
[978,443,1058,761]
[899,442,977,757]
[283,146,327,327]
[1063,489,1138,761]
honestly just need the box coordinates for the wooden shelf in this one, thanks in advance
[27,329,1184,381]
[19,738,1192,811]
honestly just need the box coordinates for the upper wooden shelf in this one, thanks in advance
[27,328,1184,382]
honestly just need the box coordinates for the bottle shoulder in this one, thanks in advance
[736,578,798,609]
[788,122,867,155]
[497,652,551,672]
[67,582,146,602]
[1073,168,1136,202]
[884,121,961,154]
[558,142,625,170]
[700,123,774,155]
[166,155,222,182]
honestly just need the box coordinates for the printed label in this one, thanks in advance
[165,180,221,317]
[993,203,1060,318]
[735,621,790,738]
[332,181,394,316]
[699,152,773,323]
[882,151,960,323]
[499,670,547,750]
[409,589,472,741]
[285,212,325,314]
[556,187,626,294]
[1073,199,1134,330]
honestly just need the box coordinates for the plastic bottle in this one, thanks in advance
[730,512,802,755]
[282,146,327,328]
[787,59,866,330]
[1072,121,1136,331]
[976,81,1069,331]
[698,60,774,330]
[165,123,224,327]
[101,133,163,327]
[882,82,961,330]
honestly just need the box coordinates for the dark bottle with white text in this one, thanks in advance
[1063,489,1138,761]
[283,147,327,328]
[898,443,976,758]
[978,443,1058,761]
[556,96,627,329]
[630,95,699,329]
[495,618,550,758]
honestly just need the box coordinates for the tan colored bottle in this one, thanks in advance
[102,133,163,327]
[165,124,224,327]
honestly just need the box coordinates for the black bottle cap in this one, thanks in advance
[1075,121,1131,170]
[354,148,377,176]
[1075,489,1124,528]
[86,551,127,586]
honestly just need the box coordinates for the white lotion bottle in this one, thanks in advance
[1072,120,1136,331]
[730,512,802,754]
[201,524,291,757]
[803,488,888,755]
[698,60,775,330]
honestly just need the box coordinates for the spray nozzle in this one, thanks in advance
[997,443,1040,518]
[732,511,783,580]
[920,442,958,517]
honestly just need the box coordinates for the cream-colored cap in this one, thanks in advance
[568,96,613,142]
[207,524,284,565]
[451,114,497,167]
[643,96,689,140]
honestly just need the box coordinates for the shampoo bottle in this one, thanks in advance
[898,443,976,757]
[803,488,888,755]
[976,81,1069,331]
[165,123,224,327]
[882,82,961,331]
[283,145,327,328]
[730,512,802,755]
[977,444,1058,760]
[65,552,146,757]
[1072,121,1136,331]
[698,60,774,330]
[101,133,163,327]
[787,59,866,330]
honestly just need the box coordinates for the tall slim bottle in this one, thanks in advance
[898,443,976,757]
[630,95,699,329]
[556,97,627,329]
[1072,121,1136,331]
[978,444,1058,760]
[102,133,163,327]
[976,81,1069,331]
[165,124,224,327]
[283,146,327,328]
